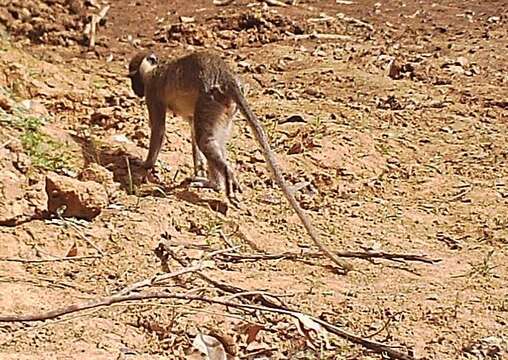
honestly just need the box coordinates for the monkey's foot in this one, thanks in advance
[227,194,243,209]
[144,167,163,184]
[188,177,219,191]
[194,168,207,179]
[224,168,242,197]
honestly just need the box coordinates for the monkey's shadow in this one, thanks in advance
[73,134,148,189]
[73,134,230,214]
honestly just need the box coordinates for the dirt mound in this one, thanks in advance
[0,0,87,46]
[155,8,306,49]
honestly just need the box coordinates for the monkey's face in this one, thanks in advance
[128,51,158,98]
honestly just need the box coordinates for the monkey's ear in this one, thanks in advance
[146,53,158,65]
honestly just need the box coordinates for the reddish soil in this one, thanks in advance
[0,0,506,359]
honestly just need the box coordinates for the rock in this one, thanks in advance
[78,163,114,184]
[0,170,26,225]
[110,134,130,143]
[19,99,49,116]
[24,181,48,218]
[13,152,31,174]
[456,56,469,67]
[0,170,47,226]
[0,93,13,111]
[388,58,401,79]
[446,64,465,75]
[279,114,306,124]
[45,172,108,220]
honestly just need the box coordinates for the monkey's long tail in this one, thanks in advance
[230,85,352,272]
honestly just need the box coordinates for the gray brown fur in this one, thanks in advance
[127,51,352,271]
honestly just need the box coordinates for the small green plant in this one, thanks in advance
[21,125,72,171]
[204,218,222,238]
[226,142,238,161]
[264,119,278,143]
[1,94,72,171]
[91,76,108,90]
[454,250,498,279]
[310,115,324,132]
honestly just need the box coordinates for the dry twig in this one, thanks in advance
[115,265,202,296]
[263,0,289,7]
[0,291,414,360]
[216,249,440,264]
[0,255,101,263]
[336,12,374,31]
[292,33,352,41]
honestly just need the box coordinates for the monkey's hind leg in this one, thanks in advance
[186,116,208,182]
[194,95,241,205]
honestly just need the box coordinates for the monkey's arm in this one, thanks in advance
[144,99,167,169]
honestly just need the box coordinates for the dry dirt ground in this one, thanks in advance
[0,0,507,359]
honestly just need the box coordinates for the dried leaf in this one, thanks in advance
[65,241,78,257]
[294,314,322,334]
[245,324,264,344]
[288,142,304,155]
[192,333,227,360]
[293,314,331,349]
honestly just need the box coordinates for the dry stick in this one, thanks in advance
[87,5,110,48]
[263,0,289,6]
[168,249,409,354]
[213,0,235,5]
[218,250,440,264]
[89,15,97,48]
[336,12,374,32]
[164,245,249,298]
[125,156,134,195]
[0,255,101,263]
[218,230,235,248]
[118,246,241,296]
[291,33,352,41]
[115,265,202,296]
[0,292,414,360]
[448,185,473,202]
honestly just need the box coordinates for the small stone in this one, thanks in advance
[456,56,469,67]
[19,99,48,116]
[78,163,114,185]
[279,114,306,124]
[0,93,13,111]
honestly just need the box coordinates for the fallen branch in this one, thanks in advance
[116,265,202,296]
[118,246,240,296]
[216,250,440,264]
[0,255,101,263]
[0,291,414,360]
[164,244,257,300]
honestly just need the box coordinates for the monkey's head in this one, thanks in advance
[128,51,158,98]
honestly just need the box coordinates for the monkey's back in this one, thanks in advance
[158,52,236,95]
